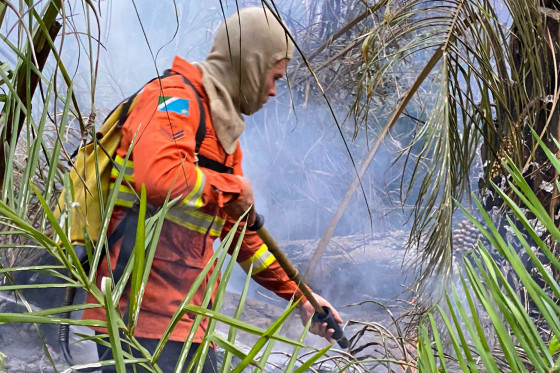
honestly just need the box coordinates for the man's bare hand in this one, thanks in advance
[222,176,256,226]
[299,292,343,344]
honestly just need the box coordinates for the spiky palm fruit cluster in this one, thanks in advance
[452,220,481,255]
[490,138,515,180]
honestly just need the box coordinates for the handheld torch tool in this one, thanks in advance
[249,214,349,349]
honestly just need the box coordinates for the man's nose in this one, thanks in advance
[269,85,277,97]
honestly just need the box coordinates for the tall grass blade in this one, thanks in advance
[220,263,254,373]
[128,185,147,334]
[103,277,126,372]
[292,344,331,373]
[231,299,301,373]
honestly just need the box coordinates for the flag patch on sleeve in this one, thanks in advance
[157,96,190,115]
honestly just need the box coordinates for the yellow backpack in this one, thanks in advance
[55,94,140,247]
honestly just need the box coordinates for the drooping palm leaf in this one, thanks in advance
[353,0,551,281]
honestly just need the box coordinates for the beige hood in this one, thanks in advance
[196,7,294,154]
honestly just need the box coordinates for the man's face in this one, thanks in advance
[262,59,288,104]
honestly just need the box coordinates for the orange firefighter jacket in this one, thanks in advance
[82,56,306,343]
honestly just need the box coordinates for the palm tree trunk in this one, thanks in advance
[528,7,560,224]
[512,6,560,279]
[0,1,62,190]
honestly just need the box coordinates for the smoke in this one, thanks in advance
[47,0,409,241]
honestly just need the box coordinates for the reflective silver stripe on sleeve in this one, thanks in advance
[239,244,275,275]
[180,167,205,209]
[165,207,224,237]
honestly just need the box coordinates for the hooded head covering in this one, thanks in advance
[195,7,294,154]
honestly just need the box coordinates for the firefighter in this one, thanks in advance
[82,7,342,372]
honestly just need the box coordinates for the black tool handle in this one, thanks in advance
[248,213,265,231]
[59,286,76,366]
[312,306,349,349]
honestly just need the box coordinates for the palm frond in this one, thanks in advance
[353,0,551,280]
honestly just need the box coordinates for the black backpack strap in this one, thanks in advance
[177,75,206,155]
[109,210,140,284]
[197,154,234,174]
[117,95,136,129]
[176,74,234,173]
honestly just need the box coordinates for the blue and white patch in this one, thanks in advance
[157,96,190,116]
